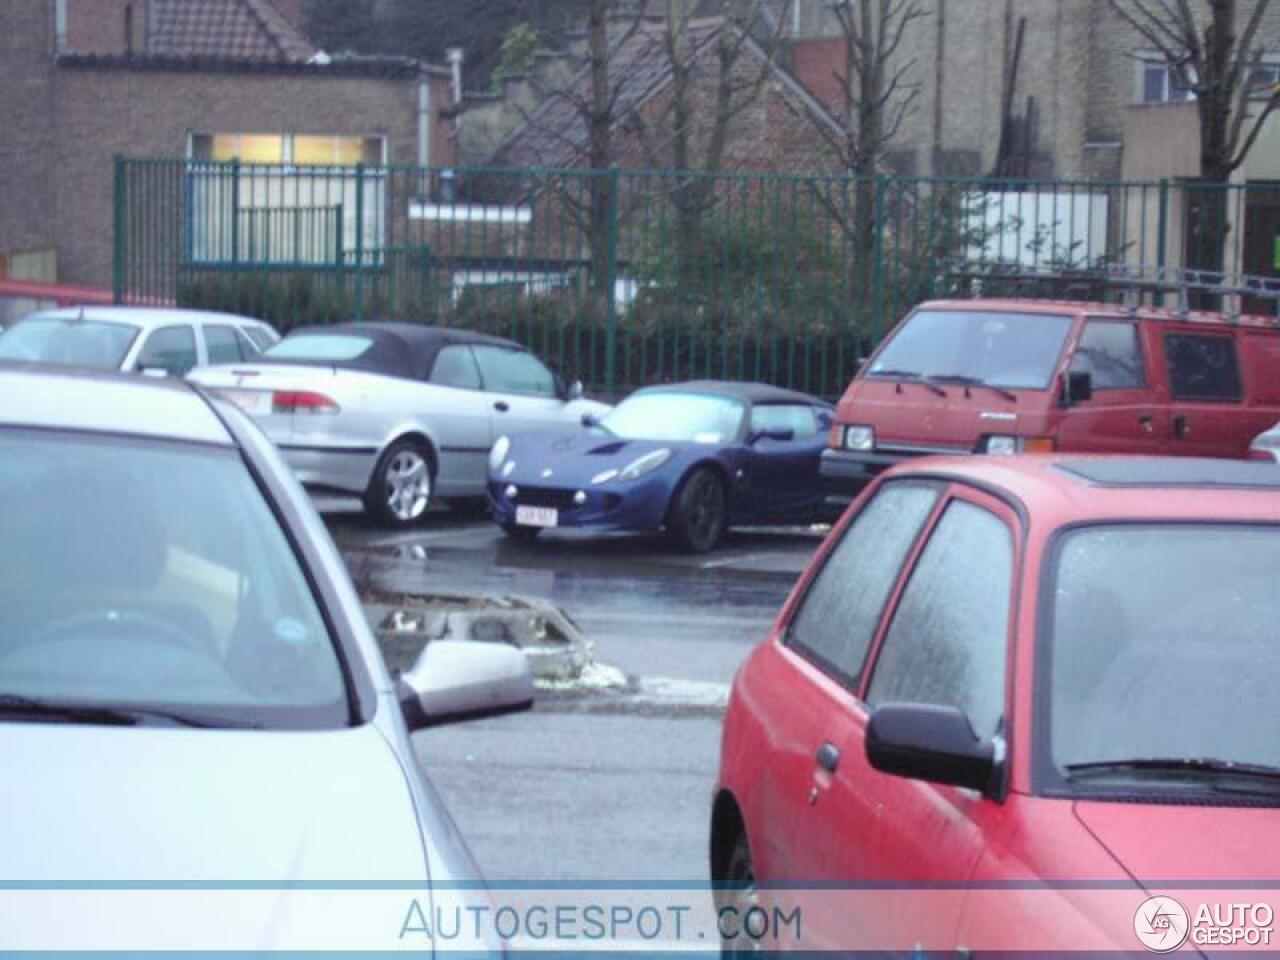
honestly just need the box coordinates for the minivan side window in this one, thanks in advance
[1070,321,1144,389]
[787,482,940,685]
[866,499,1013,736]
[1163,332,1242,401]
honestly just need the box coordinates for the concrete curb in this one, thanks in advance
[361,588,592,681]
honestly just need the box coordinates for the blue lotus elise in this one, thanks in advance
[487,381,839,552]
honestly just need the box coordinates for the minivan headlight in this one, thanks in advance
[619,448,672,481]
[844,425,875,451]
[985,435,1019,456]
[984,435,1054,455]
[489,435,511,470]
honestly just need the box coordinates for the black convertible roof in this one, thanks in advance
[261,322,522,379]
[637,379,830,407]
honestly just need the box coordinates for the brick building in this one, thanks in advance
[787,0,1280,181]
[0,0,458,288]
[484,17,841,172]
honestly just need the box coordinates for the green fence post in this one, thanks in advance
[230,159,241,267]
[1156,178,1170,307]
[354,163,366,323]
[112,155,126,304]
[605,165,620,394]
[872,174,888,340]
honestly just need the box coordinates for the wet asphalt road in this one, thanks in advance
[325,503,824,882]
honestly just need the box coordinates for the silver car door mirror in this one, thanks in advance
[398,641,534,731]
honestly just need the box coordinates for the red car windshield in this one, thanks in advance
[1045,523,1280,783]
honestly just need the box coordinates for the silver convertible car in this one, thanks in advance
[0,364,531,949]
[190,322,611,527]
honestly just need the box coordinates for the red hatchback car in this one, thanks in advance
[713,455,1280,953]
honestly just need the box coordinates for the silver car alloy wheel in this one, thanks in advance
[385,449,431,521]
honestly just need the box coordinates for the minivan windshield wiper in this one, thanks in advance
[926,374,1018,403]
[868,368,947,397]
[0,693,256,729]
[1065,757,1280,787]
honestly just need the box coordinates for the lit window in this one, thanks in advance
[209,134,285,164]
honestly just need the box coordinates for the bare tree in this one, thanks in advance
[808,0,927,297]
[508,2,646,300]
[1107,0,1280,277]
[624,0,794,280]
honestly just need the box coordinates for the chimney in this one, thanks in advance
[446,47,464,105]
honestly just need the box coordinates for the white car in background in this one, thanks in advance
[1250,420,1280,462]
[189,322,612,528]
[0,307,278,377]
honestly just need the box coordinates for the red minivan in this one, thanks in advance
[821,299,1280,499]
[713,455,1280,953]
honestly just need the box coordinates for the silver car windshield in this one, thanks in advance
[1047,524,1280,778]
[0,317,139,370]
[868,310,1073,390]
[602,392,745,443]
[0,428,348,729]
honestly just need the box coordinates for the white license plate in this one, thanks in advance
[219,388,273,415]
[515,505,559,528]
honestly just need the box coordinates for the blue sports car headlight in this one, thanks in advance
[618,448,672,481]
[489,435,511,471]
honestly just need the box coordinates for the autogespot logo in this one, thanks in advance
[1135,896,1190,952]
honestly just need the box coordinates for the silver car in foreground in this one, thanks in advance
[0,306,278,376]
[189,322,611,527]
[0,364,531,948]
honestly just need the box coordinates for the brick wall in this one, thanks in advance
[65,0,138,55]
[50,64,432,286]
[0,1,58,267]
[791,0,1280,181]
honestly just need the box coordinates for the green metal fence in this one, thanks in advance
[113,156,1275,396]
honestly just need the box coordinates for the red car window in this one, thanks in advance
[865,498,1014,737]
[786,481,940,685]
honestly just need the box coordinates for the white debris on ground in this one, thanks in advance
[535,660,628,692]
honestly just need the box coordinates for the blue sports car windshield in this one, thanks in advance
[602,392,745,444]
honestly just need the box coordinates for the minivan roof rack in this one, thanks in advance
[944,260,1280,323]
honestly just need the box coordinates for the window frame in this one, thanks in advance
[1135,57,1197,105]
[203,323,251,365]
[472,344,560,399]
[782,478,945,691]
[428,343,484,391]
[855,483,1024,747]
[1162,329,1244,403]
[748,403,822,440]
[134,323,199,376]
[1031,518,1280,799]
[1069,318,1148,391]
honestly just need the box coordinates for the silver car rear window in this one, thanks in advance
[266,334,372,361]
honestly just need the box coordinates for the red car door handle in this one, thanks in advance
[1174,415,1190,438]
[1138,414,1154,432]
[815,742,840,774]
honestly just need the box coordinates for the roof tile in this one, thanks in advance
[147,0,314,63]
